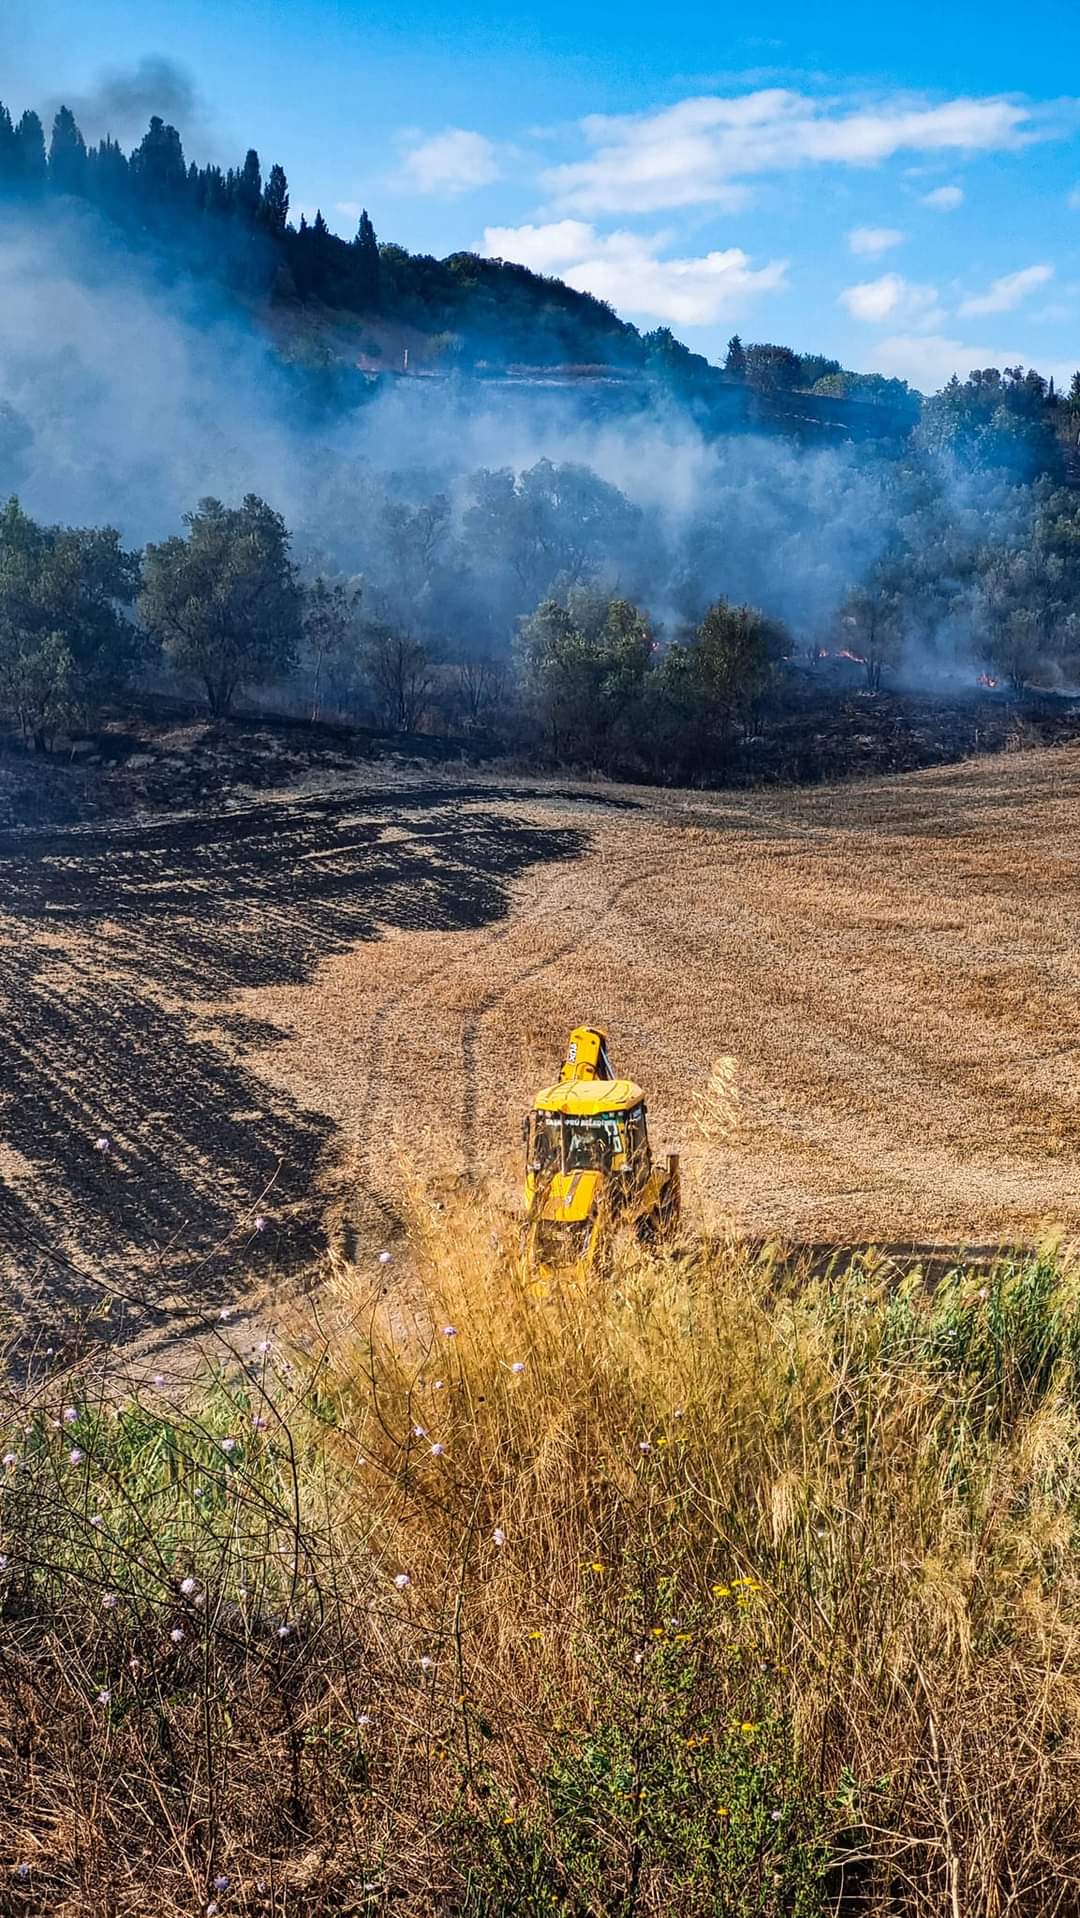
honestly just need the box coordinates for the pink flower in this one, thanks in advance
[430,1442,445,1457]
[510,1361,526,1375]
[394,1572,411,1590]
[493,1528,505,1547]
[441,1325,457,1338]
[68,1448,84,1466]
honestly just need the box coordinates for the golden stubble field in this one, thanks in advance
[1,741,1078,1326]
[240,744,1080,1248]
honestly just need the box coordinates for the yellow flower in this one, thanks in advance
[739,1721,759,1734]
[716,1806,729,1817]
[651,1626,665,1637]
[528,1630,543,1641]
[675,1632,692,1642]
[589,1562,606,1574]
[712,1585,731,1597]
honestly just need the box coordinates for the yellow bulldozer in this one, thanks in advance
[522,1026,680,1260]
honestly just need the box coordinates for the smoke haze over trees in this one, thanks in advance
[1,84,1080,778]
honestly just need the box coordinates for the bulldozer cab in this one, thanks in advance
[523,1028,679,1255]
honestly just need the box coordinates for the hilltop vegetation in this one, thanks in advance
[2,84,1077,456]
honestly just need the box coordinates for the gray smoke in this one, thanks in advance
[0,202,943,664]
[40,57,213,154]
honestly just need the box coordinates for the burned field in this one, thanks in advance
[0,741,1078,1333]
[0,781,586,1330]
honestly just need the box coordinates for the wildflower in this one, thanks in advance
[15,1863,29,1879]
[528,1630,543,1640]
[419,1655,434,1672]
[91,1514,104,1528]
[770,1809,782,1821]
[68,1447,84,1465]
[430,1442,445,1457]
[0,1556,8,1572]
[2,1452,16,1468]
[739,1722,759,1735]
[378,1250,392,1264]
[412,1425,427,1439]
[257,1339,272,1354]
[493,1527,505,1547]
[97,1688,111,1705]
[94,1136,110,1153]
[207,1905,219,1916]
[358,1713,373,1728]
[589,1562,606,1574]
[716,1806,729,1818]
[63,1406,78,1424]
[433,1378,445,1390]
[219,1437,237,1454]
[102,1592,119,1610]
[253,1215,267,1233]
[510,1360,525,1374]
[711,1585,731,1597]
[213,1875,229,1892]
[639,1440,652,1453]
[275,1623,291,1639]
[170,1627,184,1644]
[252,1415,268,1430]
[180,1576,198,1597]
[394,1572,411,1590]
[441,1325,457,1337]
[151,1373,166,1388]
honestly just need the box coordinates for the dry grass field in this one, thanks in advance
[0,741,1078,1324]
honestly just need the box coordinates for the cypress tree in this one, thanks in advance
[48,105,88,196]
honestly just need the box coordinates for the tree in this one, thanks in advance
[236,148,262,219]
[518,584,652,764]
[129,117,186,209]
[744,343,802,392]
[301,575,359,720]
[649,601,786,771]
[838,566,904,691]
[358,623,435,732]
[14,111,47,189]
[0,499,141,748]
[139,495,303,716]
[465,460,641,611]
[724,334,747,380]
[352,209,380,307]
[262,163,289,232]
[1068,371,1080,415]
[48,106,87,197]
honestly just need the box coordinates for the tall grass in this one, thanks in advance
[2,1203,1080,1913]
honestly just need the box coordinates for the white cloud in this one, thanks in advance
[921,184,964,209]
[848,225,904,255]
[481,221,787,325]
[958,262,1053,315]
[542,89,1063,215]
[873,332,1076,392]
[398,128,500,196]
[838,272,942,327]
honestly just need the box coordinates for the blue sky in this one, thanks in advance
[7,0,1080,390]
